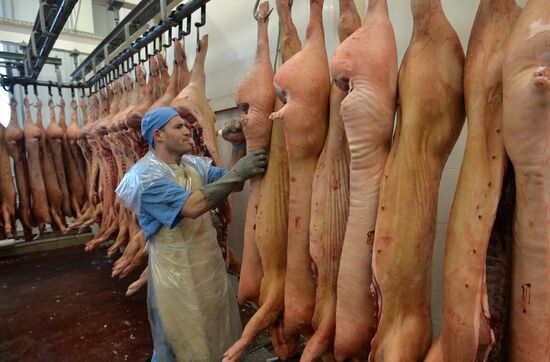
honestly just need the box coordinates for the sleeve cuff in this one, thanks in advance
[232,142,247,150]
[166,190,191,229]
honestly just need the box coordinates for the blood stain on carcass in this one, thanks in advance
[521,283,532,313]
[366,231,375,246]
[295,216,301,230]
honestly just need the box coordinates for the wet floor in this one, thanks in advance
[0,243,304,362]
[0,244,152,362]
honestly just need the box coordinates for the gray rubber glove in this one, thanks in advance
[201,149,267,204]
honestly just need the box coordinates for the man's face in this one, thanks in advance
[155,115,193,155]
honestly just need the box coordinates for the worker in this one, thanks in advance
[115,106,267,361]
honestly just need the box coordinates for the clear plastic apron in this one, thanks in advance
[148,163,242,362]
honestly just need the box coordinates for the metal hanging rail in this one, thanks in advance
[73,0,210,88]
[0,77,86,91]
[0,72,87,96]
[0,51,87,94]
[71,0,182,82]
[25,0,80,80]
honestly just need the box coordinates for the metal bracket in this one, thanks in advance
[160,0,168,21]
[30,31,38,58]
[55,65,63,96]
[39,1,55,36]
[69,49,80,70]
[23,49,30,78]
[103,45,110,66]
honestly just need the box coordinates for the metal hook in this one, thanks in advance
[196,28,200,52]
[0,75,13,94]
[195,5,206,28]
[139,45,147,64]
[253,0,260,20]
[80,86,85,98]
[150,28,158,54]
[195,5,206,52]
[70,85,75,99]
[48,81,53,98]
[33,84,38,97]
[2,82,13,94]
[163,27,173,49]
[178,16,191,39]
[24,84,28,96]
[253,0,274,21]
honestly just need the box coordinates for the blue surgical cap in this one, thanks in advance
[141,107,179,146]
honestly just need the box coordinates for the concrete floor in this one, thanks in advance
[0,244,152,362]
[0,242,303,362]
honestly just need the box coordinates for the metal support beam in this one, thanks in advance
[0,51,62,66]
[25,0,79,80]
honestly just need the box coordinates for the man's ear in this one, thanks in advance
[153,128,163,145]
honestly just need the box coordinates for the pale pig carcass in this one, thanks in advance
[222,3,276,361]
[369,0,465,360]
[426,0,521,360]
[233,1,275,307]
[502,0,550,360]
[331,0,398,359]
[271,0,330,343]
[302,0,361,360]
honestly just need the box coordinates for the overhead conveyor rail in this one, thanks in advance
[25,0,80,80]
[71,0,211,89]
[0,51,86,95]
